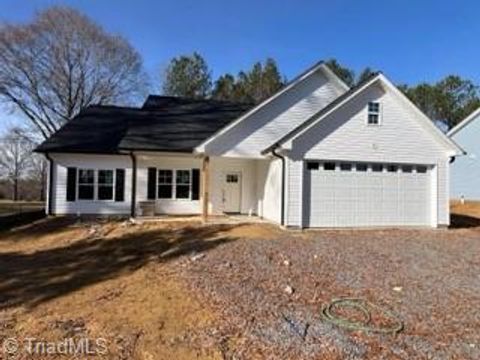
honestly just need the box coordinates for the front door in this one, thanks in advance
[223,172,241,213]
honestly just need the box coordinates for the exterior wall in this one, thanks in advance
[50,153,261,216]
[136,154,202,214]
[450,114,480,200]
[50,153,133,215]
[255,159,282,223]
[209,157,258,215]
[285,83,452,227]
[204,71,346,158]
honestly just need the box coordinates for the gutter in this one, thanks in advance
[45,153,54,216]
[271,145,285,226]
[129,152,137,218]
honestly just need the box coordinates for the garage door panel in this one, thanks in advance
[306,161,432,227]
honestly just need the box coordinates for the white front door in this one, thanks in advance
[223,172,241,213]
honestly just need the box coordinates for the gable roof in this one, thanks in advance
[447,107,480,137]
[261,71,381,154]
[262,73,464,156]
[35,97,252,154]
[194,60,350,153]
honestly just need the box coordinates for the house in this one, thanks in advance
[35,61,463,228]
[448,108,480,201]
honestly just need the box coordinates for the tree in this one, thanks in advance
[0,6,147,140]
[357,67,376,84]
[401,76,480,128]
[0,128,35,200]
[162,52,212,98]
[213,58,284,104]
[325,59,355,87]
[211,74,236,101]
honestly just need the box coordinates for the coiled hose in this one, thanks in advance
[321,298,403,334]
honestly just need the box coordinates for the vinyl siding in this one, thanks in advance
[203,71,346,158]
[50,153,133,215]
[285,83,451,227]
[450,113,480,200]
[255,159,282,223]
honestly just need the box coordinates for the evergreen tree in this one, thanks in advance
[163,52,212,98]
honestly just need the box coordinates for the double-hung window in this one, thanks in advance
[157,169,191,199]
[175,170,191,199]
[98,170,114,200]
[158,170,173,199]
[78,169,95,200]
[367,101,381,125]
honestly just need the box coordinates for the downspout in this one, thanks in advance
[129,152,137,218]
[271,145,285,226]
[45,153,54,216]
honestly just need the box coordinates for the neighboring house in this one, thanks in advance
[36,61,463,228]
[448,108,480,200]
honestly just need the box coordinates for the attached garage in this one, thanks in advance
[304,161,433,227]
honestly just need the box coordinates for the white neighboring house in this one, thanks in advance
[36,61,463,228]
[448,108,480,200]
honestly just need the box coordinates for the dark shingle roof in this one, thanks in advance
[35,97,252,154]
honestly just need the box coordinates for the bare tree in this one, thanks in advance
[0,128,35,200]
[0,6,148,140]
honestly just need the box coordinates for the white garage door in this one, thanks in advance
[305,161,433,227]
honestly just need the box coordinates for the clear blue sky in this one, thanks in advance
[1,0,479,130]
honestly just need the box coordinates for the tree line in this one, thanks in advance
[0,6,479,200]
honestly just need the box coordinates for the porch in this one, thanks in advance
[132,153,281,224]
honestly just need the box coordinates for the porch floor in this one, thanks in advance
[136,214,274,226]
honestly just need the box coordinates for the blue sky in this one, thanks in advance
[1,0,479,131]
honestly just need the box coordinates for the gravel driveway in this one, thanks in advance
[180,225,480,359]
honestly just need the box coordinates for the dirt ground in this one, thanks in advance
[0,205,479,359]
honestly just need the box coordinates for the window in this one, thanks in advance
[226,174,239,183]
[323,162,336,171]
[78,169,94,200]
[402,165,413,173]
[307,162,319,170]
[372,164,383,172]
[176,170,191,199]
[158,170,173,199]
[416,166,427,174]
[340,163,352,171]
[387,165,398,173]
[356,163,368,172]
[367,101,380,125]
[98,170,114,200]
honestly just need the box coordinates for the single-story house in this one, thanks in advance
[36,61,463,228]
[448,108,480,200]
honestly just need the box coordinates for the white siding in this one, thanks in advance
[286,158,303,227]
[50,154,133,215]
[204,71,346,158]
[255,159,282,223]
[136,155,202,215]
[286,83,451,227]
[450,112,480,200]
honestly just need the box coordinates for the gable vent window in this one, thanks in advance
[367,101,381,125]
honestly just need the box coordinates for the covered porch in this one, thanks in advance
[132,152,281,224]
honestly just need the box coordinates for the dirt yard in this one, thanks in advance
[0,206,479,359]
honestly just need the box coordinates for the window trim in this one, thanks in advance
[367,101,381,126]
[77,168,116,202]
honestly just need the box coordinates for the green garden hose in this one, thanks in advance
[321,298,403,334]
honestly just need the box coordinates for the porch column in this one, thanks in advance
[202,156,210,222]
